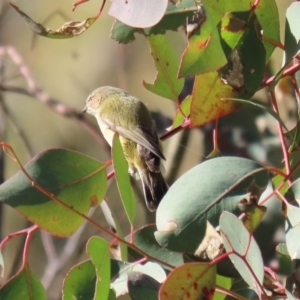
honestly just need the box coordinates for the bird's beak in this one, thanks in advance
[82,105,87,113]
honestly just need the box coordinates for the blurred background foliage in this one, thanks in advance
[0,0,296,299]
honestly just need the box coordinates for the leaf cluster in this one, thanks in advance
[1,0,300,299]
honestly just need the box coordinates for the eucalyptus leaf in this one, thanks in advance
[0,148,107,236]
[155,157,268,253]
[0,266,47,299]
[220,212,264,296]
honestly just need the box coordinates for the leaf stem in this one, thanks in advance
[261,61,300,89]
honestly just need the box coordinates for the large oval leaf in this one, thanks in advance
[0,148,107,236]
[108,0,168,28]
[155,157,268,253]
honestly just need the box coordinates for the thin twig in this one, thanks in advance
[0,46,108,149]
[270,90,291,177]
[0,97,34,158]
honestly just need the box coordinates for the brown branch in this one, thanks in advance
[0,46,109,150]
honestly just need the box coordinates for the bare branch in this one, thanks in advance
[0,46,108,149]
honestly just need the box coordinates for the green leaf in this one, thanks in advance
[179,0,268,77]
[220,212,264,296]
[63,259,123,299]
[87,237,111,300]
[110,20,136,44]
[214,275,232,300]
[112,134,136,225]
[159,263,216,300]
[110,0,196,44]
[10,3,97,39]
[128,225,184,268]
[0,148,107,236]
[0,266,47,300]
[172,96,191,129]
[190,72,239,127]
[202,0,251,20]
[155,157,268,253]
[144,34,184,101]
[178,8,227,77]
[254,0,280,61]
[284,2,300,63]
[63,260,96,300]
[219,11,266,99]
[186,7,266,126]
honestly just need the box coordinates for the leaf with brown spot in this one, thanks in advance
[159,262,216,300]
[190,72,239,127]
[179,8,227,77]
[10,3,97,39]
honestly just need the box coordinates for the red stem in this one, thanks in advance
[261,61,300,89]
[213,119,219,152]
[269,90,291,177]
[160,118,190,141]
[22,226,39,268]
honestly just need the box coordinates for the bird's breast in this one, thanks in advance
[97,120,115,147]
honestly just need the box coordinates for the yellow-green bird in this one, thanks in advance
[82,86,168,211]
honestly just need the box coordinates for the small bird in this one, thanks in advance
[82,86,168,211]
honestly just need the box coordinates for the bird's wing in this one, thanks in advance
[102,117,165,160]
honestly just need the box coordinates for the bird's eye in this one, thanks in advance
[88,97,92,102]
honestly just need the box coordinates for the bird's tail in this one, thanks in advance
[140,170,168,212]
